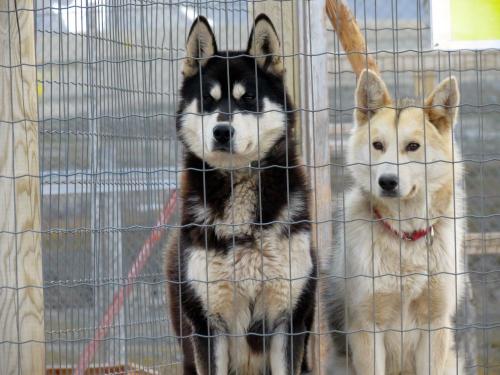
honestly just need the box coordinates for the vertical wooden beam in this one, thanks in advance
[248,1,302,149]
[249,1,300,100]
[298,1,333,374]
[0,1,45,374]
[299,0,333,256]
[250,2,333,372]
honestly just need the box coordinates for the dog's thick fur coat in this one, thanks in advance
[166,15,316,375]
[324,70,470,374]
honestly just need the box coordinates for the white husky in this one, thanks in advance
[325,69,470,374]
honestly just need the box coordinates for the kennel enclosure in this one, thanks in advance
[0,0,499,373]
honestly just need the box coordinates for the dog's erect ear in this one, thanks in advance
[424,76,460,133]
[355,69,392,126]
[184,16,217,77]
[247,14,284,76]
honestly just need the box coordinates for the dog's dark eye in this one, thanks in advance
[241,93,255,102]
[406,142,420,152]
[372,141,384,151]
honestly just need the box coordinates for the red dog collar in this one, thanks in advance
[373,208,434,242]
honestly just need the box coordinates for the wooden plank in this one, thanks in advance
[297,2,333,251]
[297,1,333,374]
[248,1,300,104]
[0,1,45,374]
[248,1,303,151]
[47,363,162,375]
[250,2,333,372]
[465,232,500,255]
[328,51,499,76]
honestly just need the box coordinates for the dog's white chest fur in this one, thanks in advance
[186,176,312,372]
[337,189,464,310]
[187,230,311,320]
[331,189,465,374]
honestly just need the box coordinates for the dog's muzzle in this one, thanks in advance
[212,124,235,152]
[379,174,399,197]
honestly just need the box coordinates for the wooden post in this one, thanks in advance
[252,2,334,372]
[297,1,333,373]
[249,2,333,372]
[249,1,300,101]
[248,1,302,150]
[0,1,45,374]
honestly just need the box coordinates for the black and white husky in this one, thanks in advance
[166,15,316,375]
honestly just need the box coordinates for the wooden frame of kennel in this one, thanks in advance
[0,1,45,374]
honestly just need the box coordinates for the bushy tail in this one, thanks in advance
[325,0,379,78]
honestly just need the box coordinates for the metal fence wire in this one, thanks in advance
[0,0,498,374]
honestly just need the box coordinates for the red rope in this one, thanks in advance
[75,190,177,374]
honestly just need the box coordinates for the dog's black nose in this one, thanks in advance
[379,174,398,192]
[213,124,234,145]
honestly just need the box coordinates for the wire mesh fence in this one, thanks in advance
[0,0,498,374]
